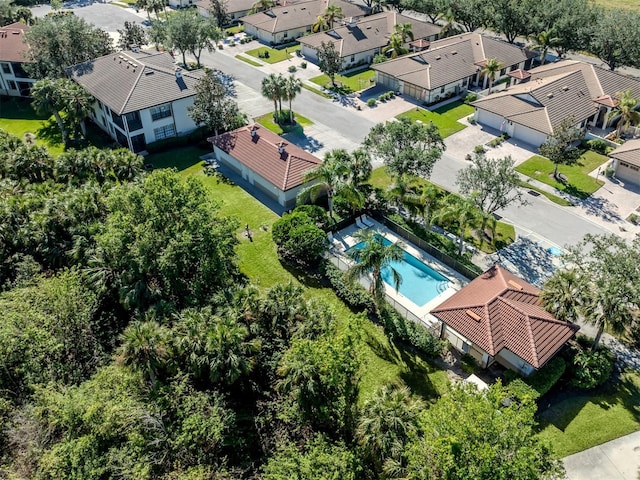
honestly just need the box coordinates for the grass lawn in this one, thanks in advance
[515,151,608,199]
[225,24,245,35]
[369,167,515,253]
[235,54,262,67]
[245,45,300,64]
[302,83,332,99]
[519,180,574,207]
[595,0,640,10]
[536,371,640,457]
[310,69,376,94]
[146,145,209,171]
[157,148,450,403]
[433,100,475,120]
[396,107,467,138]
[255,112,313,135]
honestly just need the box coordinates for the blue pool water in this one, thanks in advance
[349,236,450,307]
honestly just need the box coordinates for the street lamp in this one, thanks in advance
[596,167,602,181]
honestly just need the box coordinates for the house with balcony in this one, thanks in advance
[471,60,640,147]
[298,11,440,70]
[0,22,36,97]
[67,50,204,153]
[372,32,534,105]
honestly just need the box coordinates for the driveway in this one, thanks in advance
[563,431,640,480]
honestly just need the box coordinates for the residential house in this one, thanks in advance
[208,124,322,208]
[196,0,258,25]
[609,139,640,186]
[67,50,204,153]
[430,264,578,376]
[240,0,368,46]
[472,60,640,147]
[372,32,534,105]
[298,12,440,70]
[0,22,36,97]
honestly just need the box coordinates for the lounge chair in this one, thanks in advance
[355,217,368,229]
[361,214,375,228]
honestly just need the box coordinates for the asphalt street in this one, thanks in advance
[40,1,614,249]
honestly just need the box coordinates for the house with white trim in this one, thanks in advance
[67,50,204,153]
[0,22,36,97]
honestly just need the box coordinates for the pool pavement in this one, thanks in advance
[330,218,469,325]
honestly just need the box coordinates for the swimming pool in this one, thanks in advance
[349,236,450,307]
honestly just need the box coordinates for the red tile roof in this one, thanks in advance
[431,264,578,369]
[508,68,531,80]
[208,125,322,191]
[0,22,31,63]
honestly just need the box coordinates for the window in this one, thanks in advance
[154,124,176,141]
[1,63,10,74]
[440,86,445,93]
[350,55,355,62]
[125,111,143,132]
[11,62,27,78]
[111,109,125,129]
[150,103,172,121]
[500,68,506,76]
[7,80,16,90]
[115,129,128,147]
[283,32,288,38]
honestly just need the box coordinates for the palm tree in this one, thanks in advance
[481,58,504,94]
[347,229,404,307]
[312,14,329,33]
[283,74,302,124]
[301,149,351,217]
[382,32,408,59]
[357,384,424,475]
[529,29,561,65]
[249,0,275,13]
[541,269,586,324]
[393,22,414,43]
[63,82,94,139]
[118,320,171,385]
[404,183,440,228]
[435,195,478,255]
[609,90,640,137]
[261,73,285,121]
[31,78,67,145]
[324,3,344,29]
[438,8,461,38]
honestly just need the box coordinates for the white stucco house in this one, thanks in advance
[431,264,578,376]
[298,12,440,70]
[67,50,204,153]
[208,124,322,209]
[472,60,640,147]
[372,32,535,105]
[610,139,640,186]
[0,22,37,97]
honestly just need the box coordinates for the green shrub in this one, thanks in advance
[586,139,609,154]
[525,357,566,396]
[628,213,639,225]
[322,260,375,312]
[464,93,478,104]
[272,211,328,266]
[387,90,395,98]
[605,166,615,178]
[505,378,540,402]
[288,65,297,73]
[460,353,478,374]
[474,144,485,154]
[293,204,330,230]
[300,61,307,69]
[467,115,476,125]
[380,307,445,358]
[568,345,614,389]
[372,54,387,64]
[367,98,376,107]
[378,94,387,102]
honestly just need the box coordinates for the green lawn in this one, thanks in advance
[302,83,332,99]
[396,107,467,138]
[515,151,608,199]
[519,180,575,207]
[156,148,450,403]
[309,69,376,93]
[235,54,262,67]
[595,0,640,10]
[536,371,640,457]
[255,112,313,135]
[245,45,300,64]
[146,145,209,171]
[225,24,245,35]
[433,100,475,120]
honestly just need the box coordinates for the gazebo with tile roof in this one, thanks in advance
[430,264,579,376]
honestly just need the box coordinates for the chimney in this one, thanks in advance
[248,124,259,137]
[276,141,287,154]
[175,67,183,79]
[130,44,139,53]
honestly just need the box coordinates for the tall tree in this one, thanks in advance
[456,153,525,217]
[188,71,242,136]
[249,0,275,13]
[434,195,478,255]
[587,8,640,71]
[541,269,586,324]
[118,319,172,385]
[63,81,94,139]
[382,29,410,58]
[116,21,148,51]
[190,17,223,67]
[609,90,640,138]
[323,3,344,29]
[317,41,342,87]
[529,28,561,65]
[148,19,167,51]
[450,0,488,32]
[166,10,221,67]
[346,228,404,307]
[261,73,285,121]
[437,8,462,38]
[404,183,441,228]
[208,0,229,28]
[31,78,67,145]
[283,74,302,124]
[481,57,503,93]
[301,149,351,217]
[364,117,445,181]
[402,0,444,23]
[485,0,535,43]
[538,116,582,178]
[24,14,113,79]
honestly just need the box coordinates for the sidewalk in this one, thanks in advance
[563,431,640,480]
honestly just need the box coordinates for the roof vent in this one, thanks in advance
[276,140,287,154]
[145,71,154,76]
[248,124,259,137]
[547,93,553,99]
[465,309,481,321]
[508,279,524,290]
[451,50,457,55]
[130,44,140,53]
[435,55,441,60]
[562,85,569,91]
[282,10,288,13]
[300,6,306,9]
[175,67,183,79]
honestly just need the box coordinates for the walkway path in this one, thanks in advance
[563,430,640,480]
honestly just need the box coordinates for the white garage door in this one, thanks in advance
[476,109,505,131]
[616,161,640,185]
[512,124,548,148]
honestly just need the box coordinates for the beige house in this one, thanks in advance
[372,33,534,105]
[298,12,440,70]
[240,0,367,46]
[431,264,578,376]
[472,60,640,147]
[610,139,640,186]
[196,0,258,25]
[0,22,36,97]
[208,124,322,208]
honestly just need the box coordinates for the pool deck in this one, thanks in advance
[332,218,470,324]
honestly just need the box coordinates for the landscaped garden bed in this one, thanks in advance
[245,45,300,64]
[309,68,375,94]
[254,111,313,135]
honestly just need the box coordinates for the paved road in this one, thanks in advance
[563,431,640,480]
